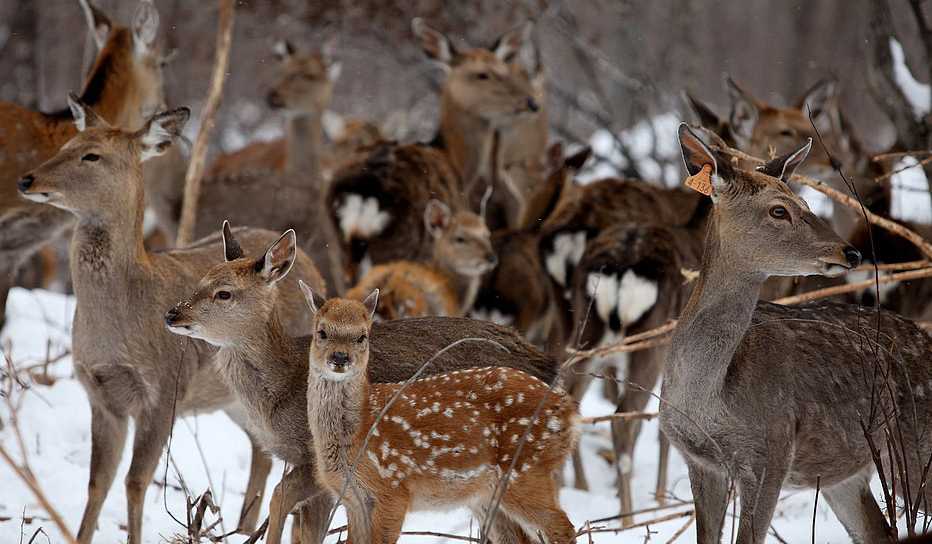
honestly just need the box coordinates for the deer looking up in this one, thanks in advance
[302,286,579,544]
[661,124,932,543]
[165,222,562,544]
[346,199,496,319]
[17,97,327,544]
[327,18,538,284]
[0,0,168,330]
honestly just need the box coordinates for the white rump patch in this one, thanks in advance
[890,38,931,118]
[337,194,391,241]
[617,270,658,326]
[586,272,619,324]
[545,231,587,286]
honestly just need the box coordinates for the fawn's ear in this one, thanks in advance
[257,229,297,284]
[78,0,112,50]
[757,138,812,182]
[725,76,759,145]
[68,93,107,132]
[136,107,190,162]
[424,199,452,238]
[132,0,160,55]
[796,78,838,119]
[298,280,326,315]
[412,18,457,69]
[362,289,379,321]
[221,220,243,261]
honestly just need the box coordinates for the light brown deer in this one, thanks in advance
[165,222,563,544]
[17,98,327,544]
[302,286,579,544]
[661,124,932,543]
[0,0,168,330]
[346,199,496,319]
[327,18,538,283]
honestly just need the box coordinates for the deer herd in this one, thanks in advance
[3,1,932,543]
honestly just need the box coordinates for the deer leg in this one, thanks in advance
[293,491,336,544]
[655,429,670,506]
[821,467,892,544]
[499,473,576,544]
[368,491,408,544]
[266,463,322,544]
[686,460,729,544]
[567,365,595,491]
[236,435,273,534]
[76,405,128,544]
[469,505,536,544]
[124,410,174,544]
[735,450,791,544]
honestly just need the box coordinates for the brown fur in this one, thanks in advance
[306,293,577,544]
[18,105,324,544]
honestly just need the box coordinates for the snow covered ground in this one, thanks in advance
[2,287,917,543]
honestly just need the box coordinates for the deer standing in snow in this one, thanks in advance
[166,223,562,544]
[302,287,579,544]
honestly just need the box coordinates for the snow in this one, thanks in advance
[0,288,917,542]
[584,113,681,186]
[890,38,931,119]
[890,156,932,224]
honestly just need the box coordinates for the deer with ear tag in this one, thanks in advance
[303,285,579,544]
[17,97,325,544]
[661,123,932,544]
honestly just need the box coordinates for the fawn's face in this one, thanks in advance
[424,200,497,277]
[17,99,187,216]
[266,40,340,115]
[678,124,860,278]
[165,226,297,347]
[413,19,539,127]
[305,293,377,381]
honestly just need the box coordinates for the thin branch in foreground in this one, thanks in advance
[579,411,657,425]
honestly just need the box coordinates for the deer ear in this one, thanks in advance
[492,21,534,64]
[257,229,297,284]
[78,0,112,50]
[136,107,189,162]
[683,90,724,132]
[273,39,295,62]
[424,199,452,238]
[362,289,379,321]
[67,93,106,132]
[797,78,837,118]
[221,220,244,261]
[564,146,592,172]
[757,138,812,182]
[412,18,456,68]
[132,0,160,54]
[725,76,759,145]
[678,123,727,196]
[298,280,326,315]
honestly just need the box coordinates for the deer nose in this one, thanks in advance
[164,306,181,326]
[487,253,498,268]
[17,175,34,193]
[266,90,284,109]
[329,352,350,366]
[844,247,862,268]
[526,97,539,113]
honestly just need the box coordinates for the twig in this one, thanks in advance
[579,411,658,425]
[575,510,694,536]
[811,476,820,544]
[773,267,932,305]
[564,320,678,365]
[175,0,236,246]
[664,511,695,544]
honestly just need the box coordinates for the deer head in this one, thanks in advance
[678,123,860,278]
[301,286,378,380]
[266,39,341,115]
[412,19,539,127]
[424,199,497,277]
[164,223,297,346]
[17,95,188,217]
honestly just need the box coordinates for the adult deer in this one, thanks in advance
[661,124,932,543]
[165,223,561,544]
[17,99,326,544]
[0,0,167,330]
[327,19,538,283]
[303,287,578,544]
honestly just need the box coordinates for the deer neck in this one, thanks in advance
[434,259,481,316]
[284,112,323,178]
[307,364,368,473]
[439,92,494,187]
[70,171,150,287]
[81,29,146,130]
[666,213,764,402]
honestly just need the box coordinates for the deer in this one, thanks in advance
[346,199,496,320]
[661,123,932,543]
[302,286,579,544]
[16,97,329,544]
[0,0,168,330]
[165,222,563,544]
[327,18,539,284]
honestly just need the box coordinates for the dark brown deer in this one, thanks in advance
[661,124,932,543]
[17,99,326,544]
[0,0,168,330]
[165,223,562,544]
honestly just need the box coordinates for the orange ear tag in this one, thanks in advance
[684,163,713,196]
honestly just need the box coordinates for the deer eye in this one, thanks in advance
[475,72,490,80]
[82,153,100,162]
[356,334,367,344]
[215,290,232,301]
[778,129,794,138]
[769,205,788,220]
[318,330,328,340]
[454,235,466,243]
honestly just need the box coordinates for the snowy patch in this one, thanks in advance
[890,156,932,224]
[798,185,834,219]
[336,194,391,241]
[890,38,931,119]
[583,113,681,186]
[845,268,899,304]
